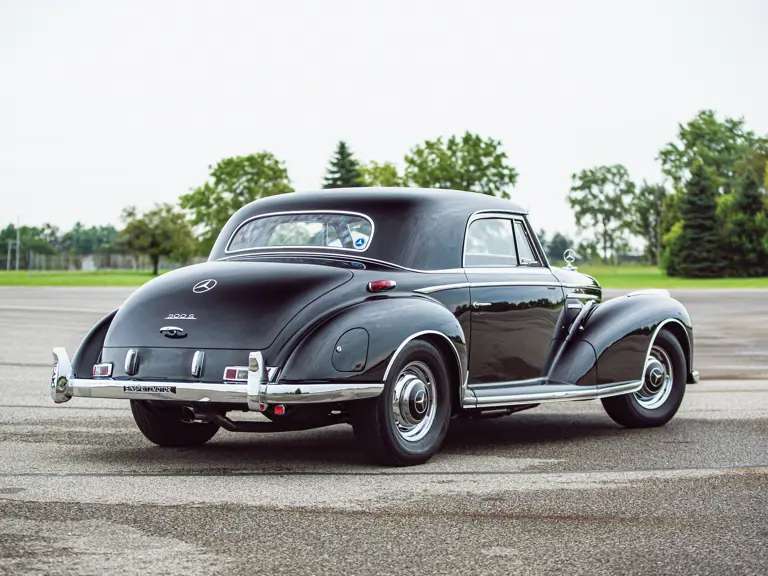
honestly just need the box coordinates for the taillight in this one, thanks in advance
[366,279,397,293]
[92,363,113,378]
[223,366,249,382]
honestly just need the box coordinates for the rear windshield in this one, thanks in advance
[227,212,374,252]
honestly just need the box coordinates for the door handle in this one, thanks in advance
[472,302,492,309]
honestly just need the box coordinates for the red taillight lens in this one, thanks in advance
[366,280,397,293]
[223,366,249,382]
[92,363,113,378]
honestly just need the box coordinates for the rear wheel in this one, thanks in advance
[130,400,219,447]
[352,340,452,466]
[601,330,686,428]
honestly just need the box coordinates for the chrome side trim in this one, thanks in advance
[260,383,384,404]
[414,283,470,294]
[566,293,599,300]
[415,280,562,294]
[216,251,465,274]
[467,380,642,408]
[382,330,464,404]
[225,210,375,254]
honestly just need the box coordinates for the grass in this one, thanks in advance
[0,270,162,287]
[580,265,768,289]
[1,266,767,289]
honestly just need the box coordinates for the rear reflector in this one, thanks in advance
[367,280,397,293]
[92,363,113,378]
[223,366,249,382]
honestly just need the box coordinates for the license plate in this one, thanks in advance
[123,385,177,394]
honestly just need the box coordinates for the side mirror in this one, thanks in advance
[563,249,578,270]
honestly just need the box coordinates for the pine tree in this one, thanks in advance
[323,141,365,188]
[726,167,768,276]
[675,161,725,278]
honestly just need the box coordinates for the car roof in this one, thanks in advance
[210,187,528,270]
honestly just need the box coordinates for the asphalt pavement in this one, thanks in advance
[0,287,767,575]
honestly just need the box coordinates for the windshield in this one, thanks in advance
[227,212,374,252]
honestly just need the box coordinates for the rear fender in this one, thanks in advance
[574,293,693,386]
[278,296,467,404]
[72,309,118,378]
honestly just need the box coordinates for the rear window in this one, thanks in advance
[227,212,374,252]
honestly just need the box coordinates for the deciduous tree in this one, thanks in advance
[180,153,293,253]
[659,110,760,194]
[403,132,518,198]
[361,161,403,187]
[567,165,635,264]
[120,204,196,275]
[630,182,667,265]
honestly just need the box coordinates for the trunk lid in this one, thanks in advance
[105,260,353,350]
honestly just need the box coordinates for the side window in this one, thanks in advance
[464,218,518,267]
[513,220,539,265]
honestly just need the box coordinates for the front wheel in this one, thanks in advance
[351,340,452,466]
[130,400,219,447]
[601,329,686,428]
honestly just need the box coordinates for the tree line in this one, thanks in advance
[567,110,768,277]
[4,109,766,277]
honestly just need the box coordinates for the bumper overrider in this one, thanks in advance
[50,348,384,410]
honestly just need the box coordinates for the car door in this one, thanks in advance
[465,214,565,385]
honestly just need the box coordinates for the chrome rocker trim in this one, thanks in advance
[50,348,384,408]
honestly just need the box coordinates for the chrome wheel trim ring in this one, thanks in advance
[391,361,437,442]
[635,344,674,410]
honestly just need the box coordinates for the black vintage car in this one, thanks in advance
[51,188,697,465]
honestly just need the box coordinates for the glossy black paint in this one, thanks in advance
[575,293,693,385]
[70,188,695,411]
[466,271,565,384]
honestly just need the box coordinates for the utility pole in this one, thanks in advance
[15,222,20,271]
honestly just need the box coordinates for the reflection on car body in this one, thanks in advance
[49,188,697,466]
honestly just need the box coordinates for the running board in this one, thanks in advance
[463,380,642,409]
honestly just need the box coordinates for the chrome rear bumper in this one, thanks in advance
[50,348,383,409]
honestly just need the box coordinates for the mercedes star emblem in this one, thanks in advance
[193,279,217,294]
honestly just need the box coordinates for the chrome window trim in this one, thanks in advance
[462,211,548,270]
[224,210,376,255]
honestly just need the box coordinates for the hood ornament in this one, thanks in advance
[160,326,187,339]
[193,279,217,293]
[563,249,578,271]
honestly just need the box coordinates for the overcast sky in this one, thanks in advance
[1,0,766,240]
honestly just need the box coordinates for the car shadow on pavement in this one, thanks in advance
[74,411,641,471]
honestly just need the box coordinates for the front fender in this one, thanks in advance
[577,292,693,385]
[278,296,467,394]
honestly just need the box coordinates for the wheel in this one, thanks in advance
[351,340,452,466]
[130,400,219,447]
[601,329,686,428]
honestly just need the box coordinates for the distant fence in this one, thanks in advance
[0,252,207,272]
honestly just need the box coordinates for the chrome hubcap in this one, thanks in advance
[392,361,437,442]
[635,344,673,409]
